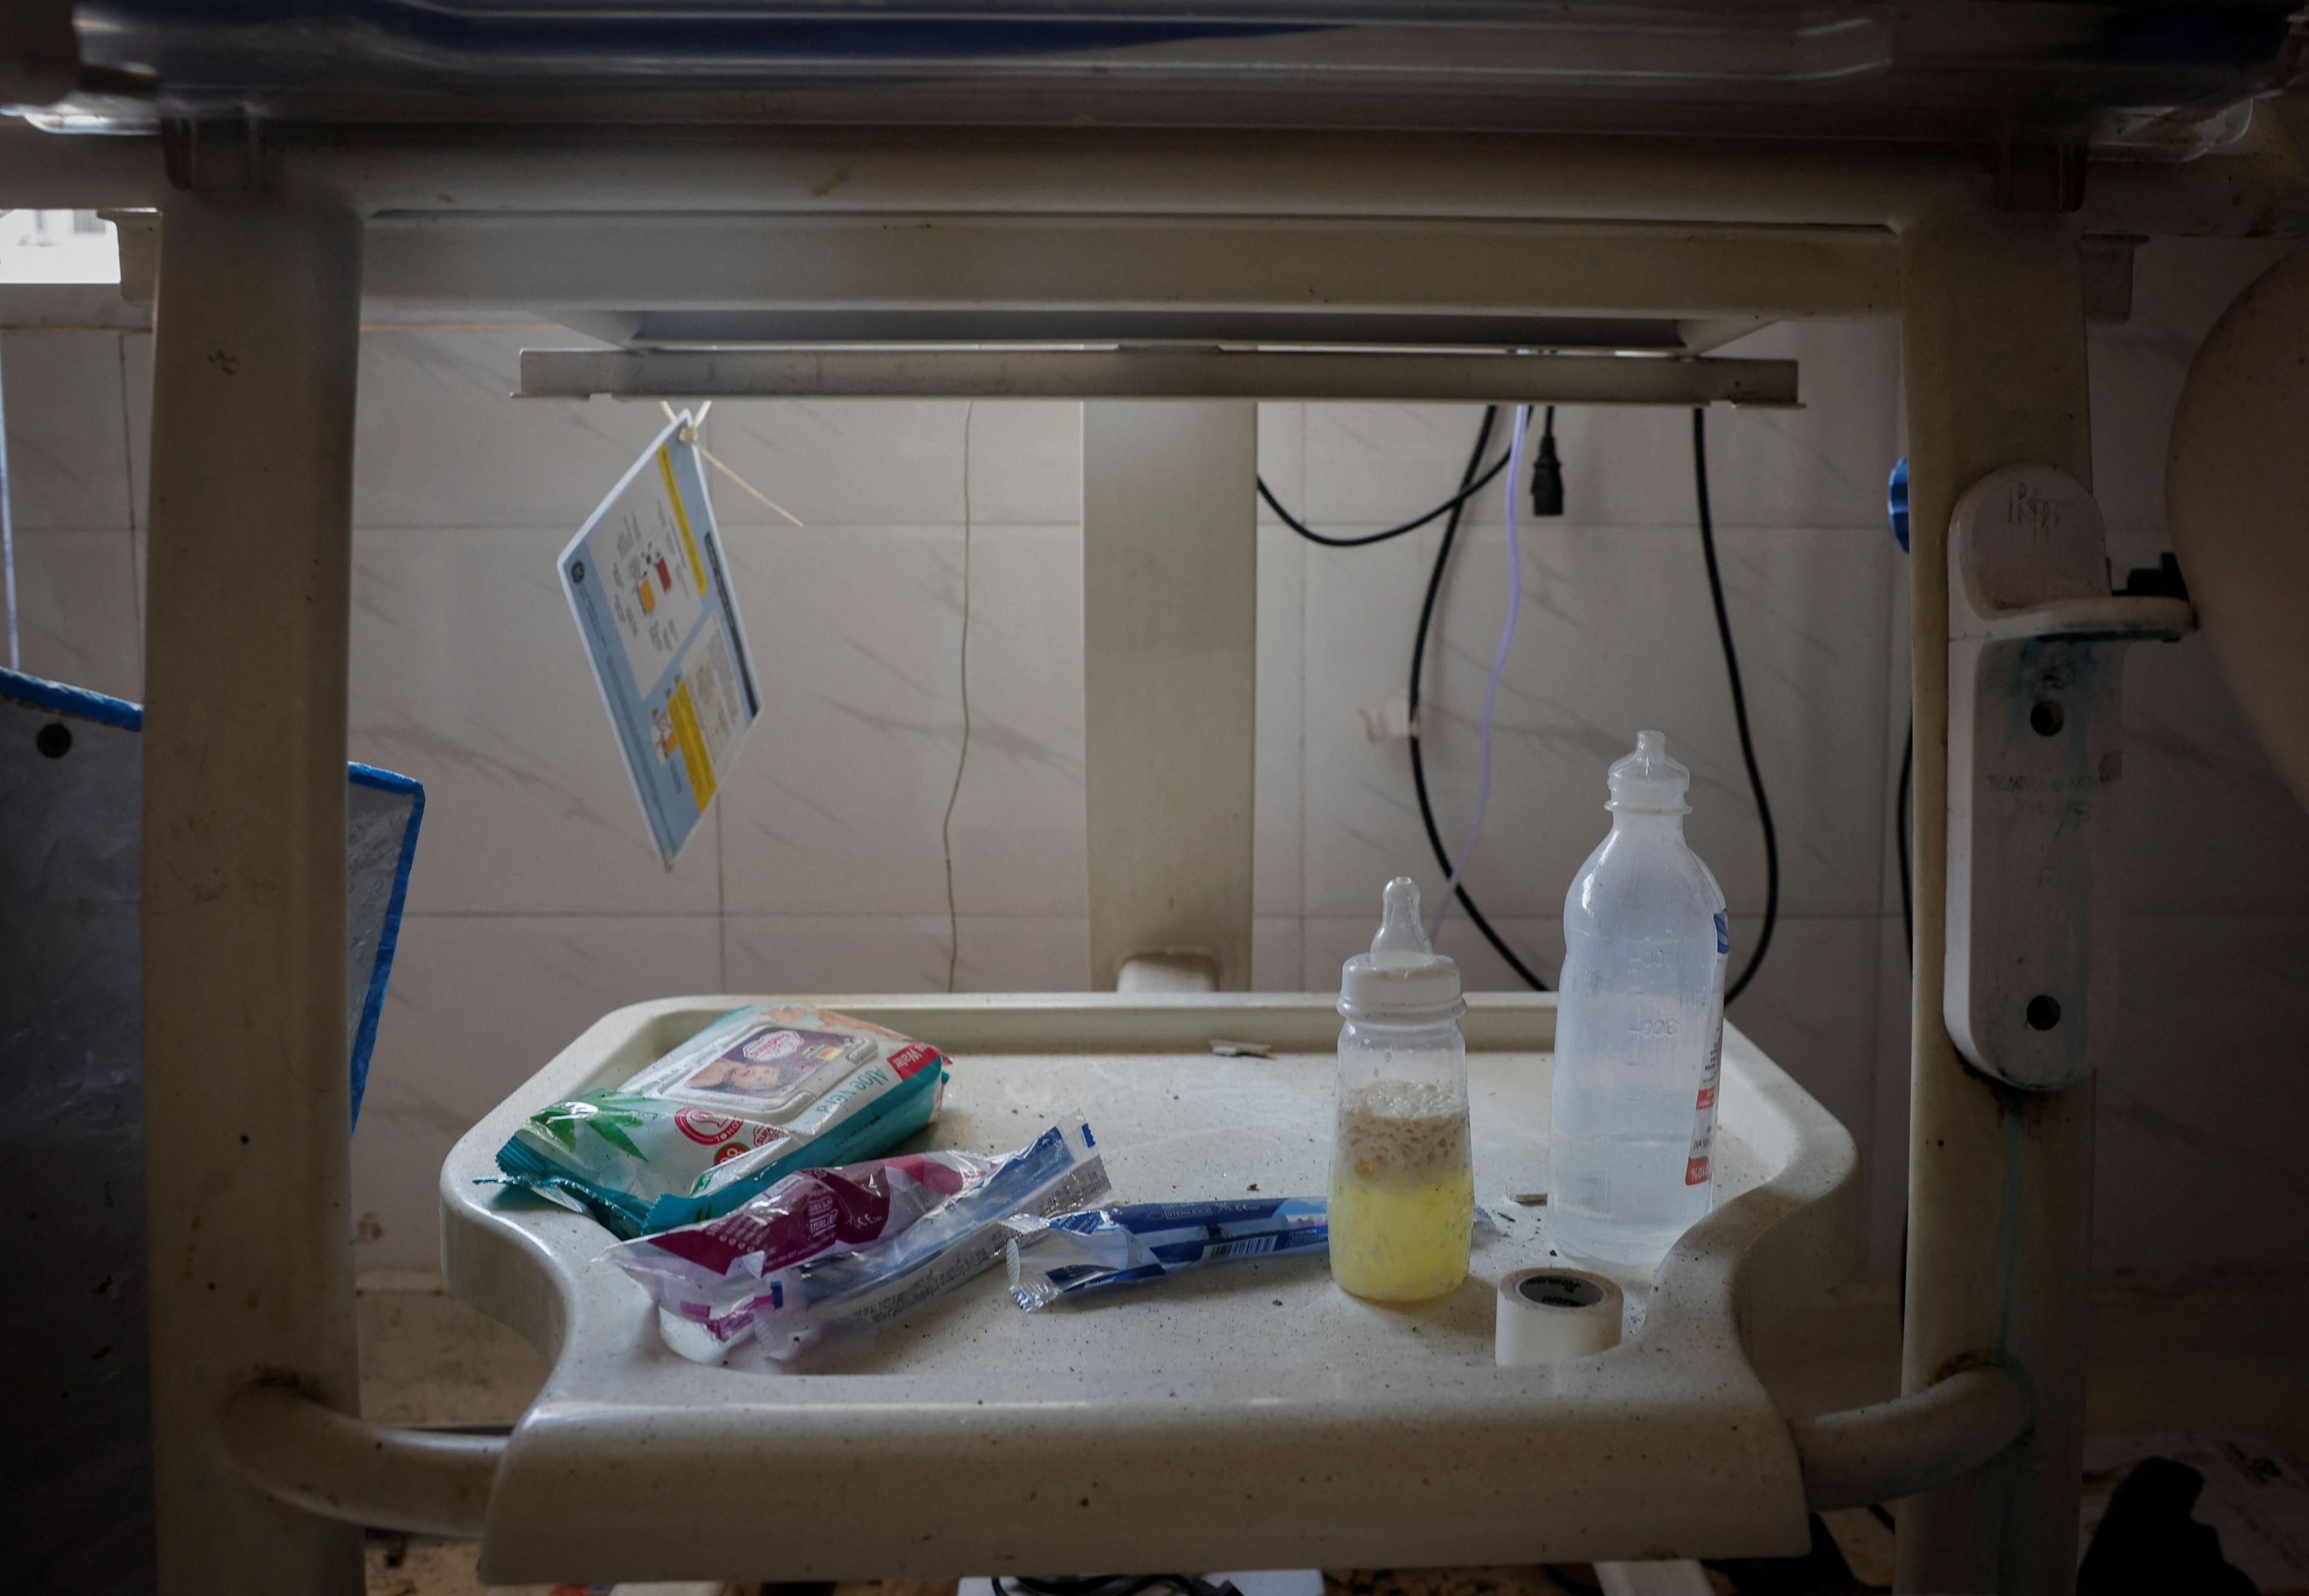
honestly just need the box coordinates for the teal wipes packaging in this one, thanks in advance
[494,1005,948,1238]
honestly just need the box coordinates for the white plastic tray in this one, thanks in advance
[440,992,1856,1586]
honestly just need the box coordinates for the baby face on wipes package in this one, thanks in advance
[494,1005,948,1238]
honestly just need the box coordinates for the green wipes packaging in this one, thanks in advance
[494,1005,948,1238]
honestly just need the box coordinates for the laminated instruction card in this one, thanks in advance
[560,412,761,865]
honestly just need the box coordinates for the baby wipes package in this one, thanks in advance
[494,1005,948,1237]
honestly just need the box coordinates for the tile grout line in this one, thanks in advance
[343,520,1090,538]
[1868,342,1909,1278]
[117,333,144,689]
[1295,402,1313,992]
[327,519,1890,538]
[398,909,1148,922]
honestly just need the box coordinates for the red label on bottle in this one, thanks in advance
[1684,997,1725,1186]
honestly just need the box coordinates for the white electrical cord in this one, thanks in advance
[941,401,975,992]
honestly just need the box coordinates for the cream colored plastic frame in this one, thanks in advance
[428,990,1868,1586]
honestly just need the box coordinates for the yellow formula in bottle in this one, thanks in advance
[1328,1078,1473,1301]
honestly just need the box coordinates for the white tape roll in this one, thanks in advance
[1494,1267,1624,1366]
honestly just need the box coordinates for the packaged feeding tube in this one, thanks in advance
[1004,1197,1328,1308]
[1328,877,1474,1301]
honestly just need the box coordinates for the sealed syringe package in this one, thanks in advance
[494,1005,948,1238]
[1004,1196,1329,1309]
[607,1116,1109,1366]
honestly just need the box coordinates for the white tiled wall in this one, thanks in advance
[8,240,2305,1283]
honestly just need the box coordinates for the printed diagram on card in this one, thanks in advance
[560,413,761,866]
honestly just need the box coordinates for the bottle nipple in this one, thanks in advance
[1370,876,1434,964]
[1339,876,1464,1023]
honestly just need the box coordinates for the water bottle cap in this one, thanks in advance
[1338,877,1465,1024]
[1607,729,1691,815]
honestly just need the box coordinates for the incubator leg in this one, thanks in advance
[1895,214,2096,1595]
[141,193,366,1594]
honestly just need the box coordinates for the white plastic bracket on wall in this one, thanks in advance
[1945,465,2194,1091]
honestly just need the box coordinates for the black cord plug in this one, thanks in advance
[1529,405,1565,517]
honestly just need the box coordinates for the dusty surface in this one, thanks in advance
[359,1266,548,1426]
[358,1274,2305,1595]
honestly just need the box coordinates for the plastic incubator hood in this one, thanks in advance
[20,1,2302,147]
[2169,242,2309,814]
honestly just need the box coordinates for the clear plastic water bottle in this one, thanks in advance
[1548,731,1730,1269]
[1329,877,1473,1302]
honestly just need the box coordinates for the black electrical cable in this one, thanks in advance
[1897,717,1913,967]
[1691,408,1779,1004]
[1256,405,1545,986]
[1265,405,1779,996]
[1406,405,1551,991]
[1257,445,1514,547]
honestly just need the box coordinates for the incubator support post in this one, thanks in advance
[1897,215,2097,1595]
[140,194,368,1595]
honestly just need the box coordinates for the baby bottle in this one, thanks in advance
[1328,877,1474,1301]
